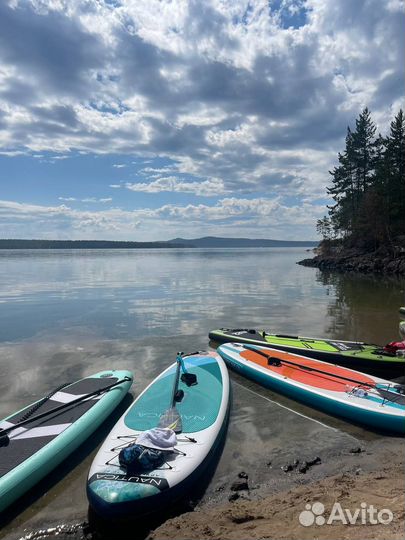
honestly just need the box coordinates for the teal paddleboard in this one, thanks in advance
[87,352,229,519]
[0,370,133,513]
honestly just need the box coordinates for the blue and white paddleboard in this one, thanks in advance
[87,352,230,519]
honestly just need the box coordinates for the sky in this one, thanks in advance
[0,0,403,241]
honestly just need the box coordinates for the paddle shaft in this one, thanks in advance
[170,358,182,407]
[242,345,378,389]
[0,376,132,436]
[158,355,184,433]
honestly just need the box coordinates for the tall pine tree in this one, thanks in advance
[385,109,405,239]
[322,108,404,250]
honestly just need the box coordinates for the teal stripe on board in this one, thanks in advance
[124,356,222,432]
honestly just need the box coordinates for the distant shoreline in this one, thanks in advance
[0,238,319,249]
[0,239,190,249]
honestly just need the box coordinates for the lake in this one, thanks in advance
[1,248,404,538]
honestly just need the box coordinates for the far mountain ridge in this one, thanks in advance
[169,236,318,247]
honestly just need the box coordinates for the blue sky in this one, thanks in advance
[0,0,404,241]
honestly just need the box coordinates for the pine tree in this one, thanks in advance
[327,129,355,237]
[323,108,404,250]
[351,107,376,194]
[385,109,405,239]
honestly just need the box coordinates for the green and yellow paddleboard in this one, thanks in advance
[209,328,405,378]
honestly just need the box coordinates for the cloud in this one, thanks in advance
[0,197,323,240]
[0,0,403,238]
[81,197,113,203]
[58,197,113,203]
[0,2,106,97]
[125,177,229,197]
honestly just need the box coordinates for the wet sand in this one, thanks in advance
[3,421,403,540]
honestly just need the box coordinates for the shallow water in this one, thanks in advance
[0,248,404,539]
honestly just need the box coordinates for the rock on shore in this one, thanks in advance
[298,246,405,276]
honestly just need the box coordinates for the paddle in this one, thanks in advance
[0,375,132,447]
[240,345,405,399]
[159,353,198,434]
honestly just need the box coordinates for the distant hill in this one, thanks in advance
[169,236,319,248]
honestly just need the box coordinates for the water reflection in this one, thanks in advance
[1,248,404,410]
[316,270,405,344]
[0,248,328,342]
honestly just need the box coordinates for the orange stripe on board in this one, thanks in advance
[240,348,375,392]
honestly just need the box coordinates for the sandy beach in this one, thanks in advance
[149,462,404,540]
[5,419,403,540]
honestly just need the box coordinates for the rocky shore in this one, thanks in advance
[298,246,405,276]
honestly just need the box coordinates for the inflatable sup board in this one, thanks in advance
[87,352,229,519]
[218,343,405,434]
[209,328,405,378]
[0,370,133,513]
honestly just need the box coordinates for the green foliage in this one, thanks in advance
[322,108,405,250]
[316,216,334,240]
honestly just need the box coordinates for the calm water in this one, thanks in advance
[1,248,404,538]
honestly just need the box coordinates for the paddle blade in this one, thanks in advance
[159,407,182,433]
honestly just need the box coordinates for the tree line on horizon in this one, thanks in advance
[0,239,190,249]
[317,108,405,251]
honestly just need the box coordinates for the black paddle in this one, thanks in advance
[0,375,132,447]
[159,353,198,434]
[241,345,405,399]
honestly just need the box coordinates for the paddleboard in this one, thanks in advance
[87,352,230,519]
[0,370,133,513]
[209,328,405,378]
[218,343,405,434]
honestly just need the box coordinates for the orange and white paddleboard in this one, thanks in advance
[217,342,405,434]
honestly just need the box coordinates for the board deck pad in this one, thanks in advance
[241,348,375,391]
[124,357,222,433]
[0,376,118,479]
